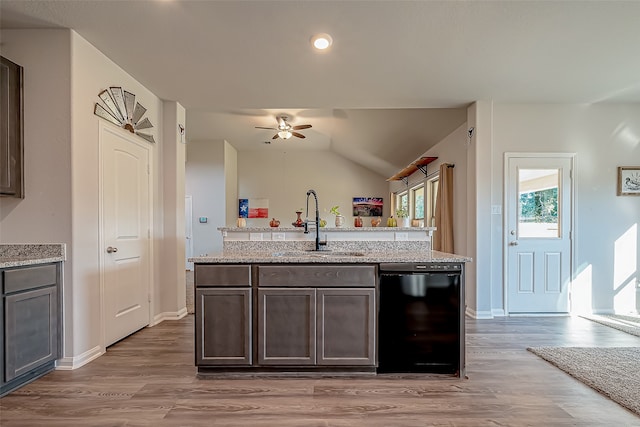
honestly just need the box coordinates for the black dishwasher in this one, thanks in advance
[378,262,463,375]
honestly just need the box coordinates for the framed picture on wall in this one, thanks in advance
[352,197,383,217]
[617,166,640,196]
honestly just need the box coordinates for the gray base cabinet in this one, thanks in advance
[195,263,377,374]
[257,288,316,365]
[1,263,61,396]
[196,288,251,365]
[317,288,375,366]
[195,264,252,367]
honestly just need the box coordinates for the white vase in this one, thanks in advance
[335,215,345,227]
[401,217,410,228]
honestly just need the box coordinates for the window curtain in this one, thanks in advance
[433,163,454,253]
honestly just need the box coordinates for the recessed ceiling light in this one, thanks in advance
[310,33,333,51]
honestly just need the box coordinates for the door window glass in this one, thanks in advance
[518,169,560,238]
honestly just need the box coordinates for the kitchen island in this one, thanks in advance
[192,233,470,378]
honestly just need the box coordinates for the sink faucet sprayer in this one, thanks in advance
[304,189,326,251]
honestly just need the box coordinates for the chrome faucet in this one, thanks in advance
[304,189,326,251]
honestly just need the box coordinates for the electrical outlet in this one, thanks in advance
[272,232,285,241]
[395,232,408,241]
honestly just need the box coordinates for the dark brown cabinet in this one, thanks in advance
[257,287,376,367]
[256,264,377,368]
[194,264,252,367]
[317,288,376,366]
[0,56,24,198]
[257,288,316,365]
[196,288,251,365]
[1,263,61,397]
[195,263,377,374]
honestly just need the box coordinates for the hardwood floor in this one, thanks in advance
[1,315,639,426]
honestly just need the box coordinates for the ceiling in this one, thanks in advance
[2,0,639,177]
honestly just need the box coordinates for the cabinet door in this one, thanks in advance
[317,288,376,366]
[196,288,252,365]
[0,56,24,198]
[257,288,316,365]
[4,286,57,381]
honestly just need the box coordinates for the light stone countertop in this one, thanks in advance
[0,244,66,268]
[218,226,435,232]
[190,249,471,264]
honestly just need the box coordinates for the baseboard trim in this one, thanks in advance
[492,309,506,317]
[591,309,616,315]
[466,307,494,319]
[151,307,188,326]
[55,345,103,370]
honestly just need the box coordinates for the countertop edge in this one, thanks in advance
[190,250,472,264]
[0,256,65,269]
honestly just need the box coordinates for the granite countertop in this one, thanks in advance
[190,249,471,264]
[0,244,66,268]
[219,226,435,232]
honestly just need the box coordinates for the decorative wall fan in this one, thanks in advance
[255,115,312,140]
[93,87,155,143]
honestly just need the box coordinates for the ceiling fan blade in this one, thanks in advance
[291,131,306,139]
[255,126,277,130]
[292,124,312,130]
[272,133,280,139]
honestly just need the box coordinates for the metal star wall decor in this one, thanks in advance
[93,86,155,143]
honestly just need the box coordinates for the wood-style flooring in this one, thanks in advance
[1,315,639,426]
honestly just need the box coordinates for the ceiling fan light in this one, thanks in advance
[278,130,292,139]
[311,33,332,51]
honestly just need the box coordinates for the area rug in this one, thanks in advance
[527,346,640,416]
[580,314,640,338]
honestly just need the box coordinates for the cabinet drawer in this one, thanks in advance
[3,264,58,294]
[257,265,376,287]
[195,264,251,287]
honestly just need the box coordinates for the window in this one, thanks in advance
[426,177,439,227]
[399,192,408,215]
[392,174,438,226]
[412,186,424,220]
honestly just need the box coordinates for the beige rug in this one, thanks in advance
[580,314,640,337]
[528,347,640,416]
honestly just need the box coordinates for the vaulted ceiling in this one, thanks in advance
[2,1,639,177]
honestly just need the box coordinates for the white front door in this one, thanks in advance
[506,154,573,313]
[101,125,151,346]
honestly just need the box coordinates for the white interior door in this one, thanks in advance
[101,126,151,346]
[506,154,573,313]
[185,195,193,271]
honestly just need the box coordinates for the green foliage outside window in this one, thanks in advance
[519,188,558,223]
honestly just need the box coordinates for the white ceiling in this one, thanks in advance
[2,0,639,177]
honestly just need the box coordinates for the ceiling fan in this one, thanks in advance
[255,115,312,140]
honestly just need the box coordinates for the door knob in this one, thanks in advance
[106,246,118,253]
[509,241,519,246]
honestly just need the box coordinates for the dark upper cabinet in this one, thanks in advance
[0,56,24,198]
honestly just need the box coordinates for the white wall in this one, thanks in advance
[69,31,164,362]
[491,104,640,314]
[186,140,234,256]
[238,150,390,228]
[389,124,469,253]
[0,29,186,368]
[0,29,74,354]
[224,141,238,226]
[158,101,187,319]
